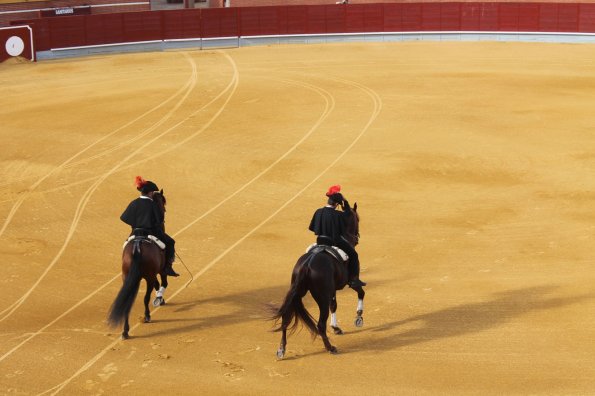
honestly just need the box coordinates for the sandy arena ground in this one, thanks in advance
[1,41,595,395]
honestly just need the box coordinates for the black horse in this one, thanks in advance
[272,202,365,358]
[107,190,170,339]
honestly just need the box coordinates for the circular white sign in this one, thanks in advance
[5,36,25,57]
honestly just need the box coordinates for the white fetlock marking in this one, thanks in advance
[331,312,337,327]
[357,299,364,312]
[156,286,166,298]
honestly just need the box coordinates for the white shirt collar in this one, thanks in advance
[139,195,153,201]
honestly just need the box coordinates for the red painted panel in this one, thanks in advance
[539,3,559,32]
[101,14,125,44]
[344,3,383,33]
[257,7,283,35]
[163,10,201,40]
[306,4,327,34]
[364,3,384,33]
[29,19,51,51]
[122,13,145,42]
[578,3,595,32]
[402,3,422,31]
[461,2,481,31]
[239,6,284,36]
[125,12,161,42]
[273,7,290,35]
[238,7,262,36]
[162,10,184,40]
[441,3,461,31]
[517,3,540,31]
[422,3,442,31]
[325,4,346,34]
[479,3,499,31]
[201,7,238,38]
[383,3,403,32]
[84,15,106,45]
[557,3,579,32]
[48,16,85,48]
[345,4,366,33]
[499,3,519,31]
[285,6,308,35]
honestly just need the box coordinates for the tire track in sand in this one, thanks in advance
[0,53,199,322]
[38,75,382,396]
[0,52,238,365]
[0,72,335,365]
[0,53,197,238]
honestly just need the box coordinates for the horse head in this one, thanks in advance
[343,201,359,247]
[152,189,167,231]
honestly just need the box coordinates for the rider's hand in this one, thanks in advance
[342,199,350,211]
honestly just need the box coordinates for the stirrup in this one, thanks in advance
[165,266,179,277]
[348,278,366,288]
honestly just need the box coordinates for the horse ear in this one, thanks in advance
[354,202,357,211]
[160,189,163,194]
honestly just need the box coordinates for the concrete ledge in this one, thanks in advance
[36,31,595,60]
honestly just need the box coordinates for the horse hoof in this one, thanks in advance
[153,296,163,307]
[354,316,364,327]
[122,333,129,340]
[331,326,343,335]
[329,346,338,354]
[144,317,151,323]
[276,348,285,359]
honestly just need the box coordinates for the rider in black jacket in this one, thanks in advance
[120,176,179,277]
[309,185,365,288]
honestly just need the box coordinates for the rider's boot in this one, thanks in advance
[348,260,366,288]
[348,276,366,288]
[165,256,179,277]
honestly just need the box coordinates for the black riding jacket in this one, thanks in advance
[309,206,347,245]
[120,196,163,234]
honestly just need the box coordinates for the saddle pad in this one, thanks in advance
[305,243,349,262]
[123,235,166,250]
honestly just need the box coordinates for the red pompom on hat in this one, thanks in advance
[135,176,147,191]
[326,184,341,197]
[135,176,159,194]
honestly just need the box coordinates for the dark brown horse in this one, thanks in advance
[107,190,170,339]
[272,202,365,358]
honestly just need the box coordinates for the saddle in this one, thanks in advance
[122,235,166,250]
[305,243,348,263]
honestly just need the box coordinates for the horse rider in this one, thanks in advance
[120,176,179,277]
[309,185,366,288]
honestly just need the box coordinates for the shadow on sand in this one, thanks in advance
[130,283,288,338]
[353,285,594,351]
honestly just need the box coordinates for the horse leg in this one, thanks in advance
[277,326,288,360]
[153,275,167,307]
[143,279,153,323]
[353,286,365,327]
[330,294,343,335]
[313,293,336,354]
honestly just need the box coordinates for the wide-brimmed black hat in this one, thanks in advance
[135,176,159,194]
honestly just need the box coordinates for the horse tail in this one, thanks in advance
[107,243,143,327]
[271,255,318,338]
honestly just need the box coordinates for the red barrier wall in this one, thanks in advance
[14,3,595,53]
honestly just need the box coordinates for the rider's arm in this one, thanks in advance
[120,201,136,227]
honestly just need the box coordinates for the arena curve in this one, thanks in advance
[3,2,595,62]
